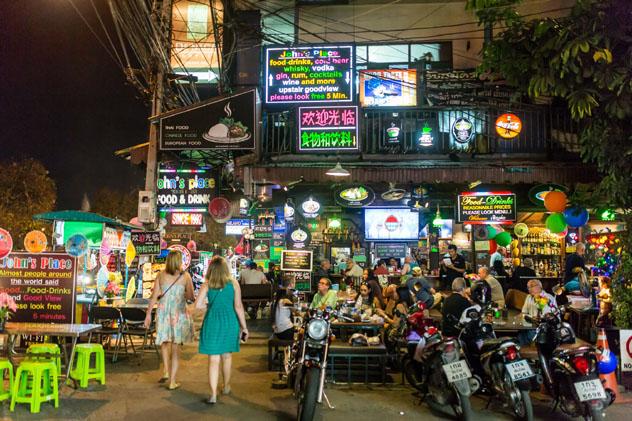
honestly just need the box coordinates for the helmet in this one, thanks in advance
[470,280,492,306]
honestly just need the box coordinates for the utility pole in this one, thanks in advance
[144,0,172,224]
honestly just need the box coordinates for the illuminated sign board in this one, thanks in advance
[457,191,516,224]
[298,106,359,152]
[225,219,251,235]
[156,164,216,212]
[495,113,522,139]
[131,231,161,255]
[265,45,353,104]
[359,69,417,107]
[281,249,313,272]
[170,212,204,226]
[452,117,475,144]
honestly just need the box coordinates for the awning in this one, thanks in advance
[33,211,142,230]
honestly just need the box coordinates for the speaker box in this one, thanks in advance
[232,10,261,87]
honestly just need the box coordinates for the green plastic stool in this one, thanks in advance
[10,360,58,413]
[26,343,62,377]
[0,359,14,402]
[70,344,105,388]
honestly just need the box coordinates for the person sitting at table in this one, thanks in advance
[401,256,413,279]
[441,278,472,338]
[407,266,442,309]
[365,272,385,308]
[355,282,381,311]
[344,258,364,279]
[374,259,389,275]
[519,279,558,345]
[477,266,505,308]
[310,278,338,310]
[388,257,400,272]
[378,286,413,351]
[273,289,295,340]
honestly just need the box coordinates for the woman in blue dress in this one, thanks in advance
[194,256,249,404]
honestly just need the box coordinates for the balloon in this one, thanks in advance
[511,248,521,258]
[598,349,618,374]
[65,234,88,257]
[546,213,567,233]
[125,241,136,267]
[160,239,168,250]
[186,240,197,252]
[489,240,498,255]
[513,258,521,267]
[563,206,589,228]
[24,230,47,253]
[544,191,567,213]
[510,240,519,249]
[0,228,13,259]
[495,231,512,247]
[514,223,529,238]
[487,226,498,239]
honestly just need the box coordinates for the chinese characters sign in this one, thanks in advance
[457,191,516,224]
[131,231,161,255]
[298,106,359,152]
[265,45,353,103]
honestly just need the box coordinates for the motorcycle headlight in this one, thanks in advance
[307,319,328,341]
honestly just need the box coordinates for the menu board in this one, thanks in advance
[0,253,77,323]
[265,45,353,104]
[375,243,407,258]
[281,250,313,272]
[298,106,359,152]
[131,231,161,256]
[457,192,517,224]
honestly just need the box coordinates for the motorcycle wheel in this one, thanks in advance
[586,407,605,421]
[452,391,473,421]
[403,358,425,392]
[297,367,320,421]
[514,390,534,421]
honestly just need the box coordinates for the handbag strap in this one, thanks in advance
[158,272,184,300]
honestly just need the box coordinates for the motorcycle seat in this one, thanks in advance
[480,338,515,354]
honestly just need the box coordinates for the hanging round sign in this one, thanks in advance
[528,183,568,206]
[209,197,232,223]
[24,230,47,253]
[65,234,89,257]
[0,228,13,259]
[335,185,375,208]
[168,244,192,270]
[452,117,474,144]
[286,225,311,249]
[495,113,522,139]
[300,197,321,218]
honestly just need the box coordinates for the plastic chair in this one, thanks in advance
[10,360,58,413]
[69,344,105,388]
[0,359,14,401]
[26,343,62,377]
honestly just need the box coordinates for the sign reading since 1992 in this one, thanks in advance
[131,231,161,255]
[280,250,313,272]
[265,45,353,104]
[457,192,517,224]
[298,106,359,152]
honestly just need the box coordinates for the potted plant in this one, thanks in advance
[0,292,17,331]
[104,281,121,299]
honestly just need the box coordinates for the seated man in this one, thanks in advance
[441,277,471,338]
[310,278,338,310]
[477,266,505,308]
[406,267,441,309]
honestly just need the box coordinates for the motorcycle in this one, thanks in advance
[525,309,614,420]
[287,306,334,421]
[401,302,479,420]
[458,304,534,421]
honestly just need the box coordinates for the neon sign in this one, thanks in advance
[452,117,474,144]
[495,113,522,139]
[170,212,204,226]
[265,45,353,104]
[298,106,358,151]
[457,191,517,224]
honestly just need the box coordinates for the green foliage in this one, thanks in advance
[469,0,632,327]
[0,158,57,242]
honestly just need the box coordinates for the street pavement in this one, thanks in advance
[1,318,630,420]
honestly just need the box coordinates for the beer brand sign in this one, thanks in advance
[457,192,516,224]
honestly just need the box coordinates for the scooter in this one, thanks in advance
[526,309,614,420]
[458,305,534,421]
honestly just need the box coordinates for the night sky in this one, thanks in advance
[1,1,147,209]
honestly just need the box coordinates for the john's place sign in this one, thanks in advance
[457,191,516,224]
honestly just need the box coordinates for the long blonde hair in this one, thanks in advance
[165,250,182,275]
[205,256,232,289]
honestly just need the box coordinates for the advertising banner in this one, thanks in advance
[375,243,407,258]
[156,164,217,211]
[359,69,417,107]
[0,253,76,323]
[298,106,359,152]
[457,192,517,224]
[131,231,161,256]
[265,45,353,104]
[281,250,313,272]
[159,88,257,150]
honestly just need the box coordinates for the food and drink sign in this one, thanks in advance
[159,88,257,150]
[375,243,407,258]
[156,164,216,211]
[0,253,77,323]
[457,192,517,224]
[265,45,353,103]
[281,250,313,272]
[130,231,161,256]
[298,106,359,152]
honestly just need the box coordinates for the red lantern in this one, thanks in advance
[544,191,567,212]
[489,240,498,255]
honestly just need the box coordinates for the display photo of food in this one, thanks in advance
[203,102,251,144]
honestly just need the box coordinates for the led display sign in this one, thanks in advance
[359,69,417,107]
[265,45,353,104]
[298,106,359,152]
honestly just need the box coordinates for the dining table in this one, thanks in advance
[4,322,101,387]
[330,321,384,340]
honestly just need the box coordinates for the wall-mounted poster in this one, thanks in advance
[359,69,417,107]
[298,106,359,152]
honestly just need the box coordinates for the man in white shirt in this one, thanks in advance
[345,258,364,278]
[240,262,269,285]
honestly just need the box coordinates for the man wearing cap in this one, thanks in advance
[407,266,442,309]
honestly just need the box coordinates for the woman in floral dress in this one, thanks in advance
[144,250,194,390]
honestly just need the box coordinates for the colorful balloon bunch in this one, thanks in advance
[543,191,589,233]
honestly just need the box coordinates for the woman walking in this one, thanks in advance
[194,256,249,404]
[144,250,194,390]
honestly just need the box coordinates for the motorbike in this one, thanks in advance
[401,302,479,420]
[287,306,334,421]
[525,309,614,420]
[458,304,534,421]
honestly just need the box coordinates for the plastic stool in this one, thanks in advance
[70,344,105,388]
[10,361,58,413]
[26,343,62,376]
[0,359,14,401]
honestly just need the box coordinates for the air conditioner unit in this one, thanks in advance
[138,191,156,224]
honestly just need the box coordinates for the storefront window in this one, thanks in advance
[411,44,442,62]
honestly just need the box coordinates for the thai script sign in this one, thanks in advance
[265,45,353,103]
[298,106,359,151]
[457,192,516,224]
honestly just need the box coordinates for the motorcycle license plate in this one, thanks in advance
[574,379,606,402]
[442,360,472,383]
[505,360,534,381]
